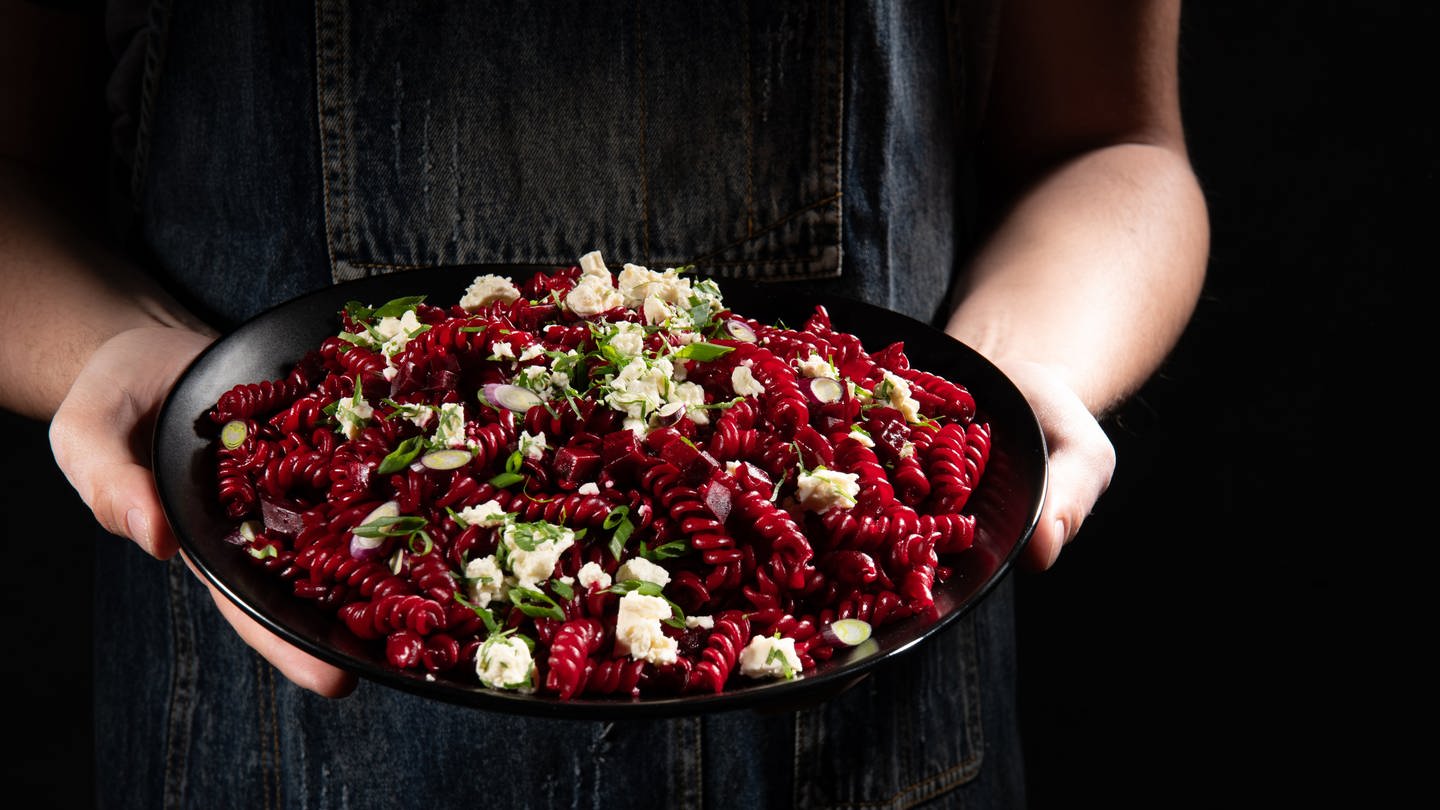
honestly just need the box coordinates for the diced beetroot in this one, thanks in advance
[553,444,601,490]
[601,430,646,478]
[659,436,720,484]
[867,410,911,460]
[699,475,733,522]
[726,460,773,495]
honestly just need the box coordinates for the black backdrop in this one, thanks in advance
[1,3,1426,807]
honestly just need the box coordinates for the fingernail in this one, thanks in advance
[1053,518,1069,544]
[126,508,150,546]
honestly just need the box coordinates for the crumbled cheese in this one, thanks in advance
[565,273,624,317]
[739,634,802,680]
[517,343,547,363]
[794,468,860,513]
[459,274,521,312]
[335,391,374,440]
[476,635,534,691]
[731,365,764,397]
[456,499,508,527]
[797,353,838,379]
[670,380,710,425]
[463,554,507,608]
[606,321,647,358]
[500,522,576,590]
[490,341,516,361]
[879,370,923,424]
[517,430,548,461]
[849,426,876,448]
[614,591,678,665]
[642,296,675,326]
[577,249,611,279]
[577,561,612,590]
[432,402,467,448]
[376,309,425,358]
[577,482,600,496]
[605,356,671,427]
[685,615,715,630]
[615,557,671,587]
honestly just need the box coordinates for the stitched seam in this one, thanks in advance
[742,0,754,238]
[635,0,650,264]
[689,192,841,265]
[692,716,704,810]
[267,663,282,810]
[128,0,174,211]
[161,559,195,810]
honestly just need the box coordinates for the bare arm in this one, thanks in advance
[946,0,1209,568]
[1,1,353,697]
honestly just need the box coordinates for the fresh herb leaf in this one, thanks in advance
[377,435,427,475]
[371,295,427,319]
[508,586,565,621]
[550,579,575,601]
[674,342,734,362]
[453,593,499,635]
[353,515,428,538]
[603,505,635,559]
[639,539,690,561]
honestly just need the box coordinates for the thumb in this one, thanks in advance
[49,326,213,559]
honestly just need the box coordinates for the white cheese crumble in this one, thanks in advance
[375,309,426,359]
[456,499,508,527]
[796,353,838,379]
[476,635,534,691]
[490,341,516,361]
[564,273,624,317]
[685,615,715,630]
[794,468,860,513]
[577,482,600,496]
[335,390,374,440]
[500,522,576,590]
[432,402,467,448]
[459,274,521,312]
[739,634,802,680]
[731,365,764,397]
[517,430,548,461]
[615,557,671,588]
[463,554,507,608]
[576,561,612,590]
[577,249,611,279]
[878,370,924,424]
[614,591,678,665]
[849,426,876,448]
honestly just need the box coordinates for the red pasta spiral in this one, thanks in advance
[206,264,994,698]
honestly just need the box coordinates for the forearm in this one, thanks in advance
[945,141,1208,417]
[0,162,210,419]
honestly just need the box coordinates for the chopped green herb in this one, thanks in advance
[377,435,427,475]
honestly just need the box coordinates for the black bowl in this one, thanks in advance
[153,265,1046,719]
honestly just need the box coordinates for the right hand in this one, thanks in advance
[49,325,358,698]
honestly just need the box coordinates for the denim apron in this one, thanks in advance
[97,2,1023,807]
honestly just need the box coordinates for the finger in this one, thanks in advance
[1022,425,1115,571]
[180,553,359,698]
[48,327,211,558]
[50,392,180,558]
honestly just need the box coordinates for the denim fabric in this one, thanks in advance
[101,1,1023,808]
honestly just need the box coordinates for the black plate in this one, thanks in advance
[154,265,1046,718]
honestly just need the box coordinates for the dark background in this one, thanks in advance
[0,3,1426,807]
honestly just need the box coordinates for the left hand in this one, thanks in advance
[991,360,1116,572]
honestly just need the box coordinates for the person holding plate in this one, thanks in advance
[0,1,1206,807]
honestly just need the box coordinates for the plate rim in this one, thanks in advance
[153,264,1046,718]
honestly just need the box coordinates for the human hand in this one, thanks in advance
[992,360,1116,572]
[49,325,358,697]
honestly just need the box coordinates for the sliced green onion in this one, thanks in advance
[220,420,248,450]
